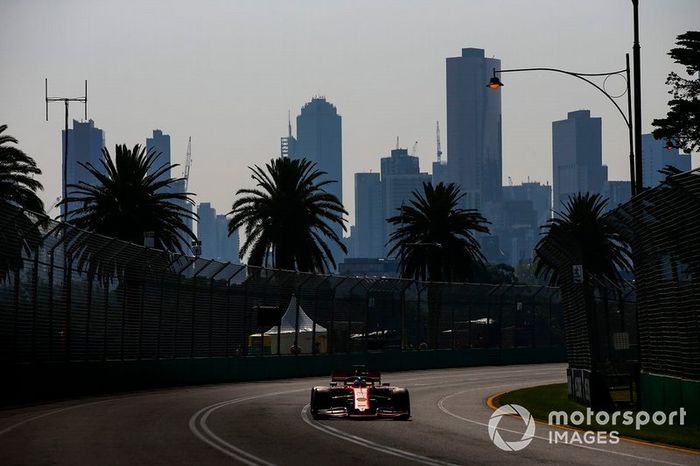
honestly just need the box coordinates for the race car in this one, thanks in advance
[309,367,410,420]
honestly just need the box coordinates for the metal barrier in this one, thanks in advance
[0,202,563,365]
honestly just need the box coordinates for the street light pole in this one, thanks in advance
[488,58,637,196]
[631,0,644,194]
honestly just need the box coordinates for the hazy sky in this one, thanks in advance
[1,0,698,228]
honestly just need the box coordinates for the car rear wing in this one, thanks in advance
[331,369,382,383]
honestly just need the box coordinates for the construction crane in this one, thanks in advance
[436,121,443,162]
[411,141,418,156]
[182,137,192,191]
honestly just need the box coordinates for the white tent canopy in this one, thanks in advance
[265,294,327,335]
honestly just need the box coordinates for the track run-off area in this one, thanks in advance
[0,363,697,465]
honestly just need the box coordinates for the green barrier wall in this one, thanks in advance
[640,372,700,427]
[1,347,566,405]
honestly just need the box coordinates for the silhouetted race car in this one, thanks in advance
[309,367,410,420]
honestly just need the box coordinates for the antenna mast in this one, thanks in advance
[183,137,192,191]
[45,78,88,217]
[436,121,443,162]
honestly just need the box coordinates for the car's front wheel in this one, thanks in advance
[392,388,411,420]
[310,387,331,420]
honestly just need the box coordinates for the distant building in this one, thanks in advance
[216,214,239,263]
[432,160,450,186]
[291,97,344,269]
[171,178,193,248]
[642,133,691,188]
[338,257,400,278]
[502,181,552,227]
[196,202,239,263]
[603,181,632,212]
[354,172,384,258]
[446,47,502,210]
[380,148,430,255]
[280,114,297,158]
[501,200,538,266]
[381,148,419,177]
[552,110,606,212]
[383,173,432,255]
[62,119,105,216]
[145,129,171,182]
[148,130,193,249]
[198,202,217,258]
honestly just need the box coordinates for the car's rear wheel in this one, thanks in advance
[392,388,410,420]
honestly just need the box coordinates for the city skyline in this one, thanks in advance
[2,0,698,224]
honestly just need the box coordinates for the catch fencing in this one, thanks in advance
[0,202,563,366]
[608,168,700,381]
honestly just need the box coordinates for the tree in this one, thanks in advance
[651,31,700,153]
[387,182,490,349]
[59,144,196,254]
[386,182,490,282]
[0,124,45,282]
[0,124,44,214]
[229,157,347,273]
[472,263,519,285]
[534,193,630,287]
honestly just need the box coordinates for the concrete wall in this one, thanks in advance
[1,347,565,405]
[640,372,700,427]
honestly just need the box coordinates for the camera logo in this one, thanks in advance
[488,404,536,451]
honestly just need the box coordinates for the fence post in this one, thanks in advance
[30,242,40,362]
[207,262,231,358]
[190,259,214,358]
[294,274,315,354]
[224,265,246,357]
[43,223,65,363]
[530,286,545,348]
[64,253,73,362]
[312,275,331,354]
[328,277,348,355]
[85,238,116,362]
[400,281,409,351]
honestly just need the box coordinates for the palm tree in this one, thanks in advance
[229,157,347,273]
[0,124,44,214]
[534,193,631,287]
[0,124,45,283]
[386,182,490,282]
[387,182,490,349]
[59,144,196,254]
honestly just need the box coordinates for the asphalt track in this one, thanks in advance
[0,363,697,465]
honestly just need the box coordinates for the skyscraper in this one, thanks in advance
[603,180,632,212]
[446,48,502,210]
[280,113,297,158]
[196,202,239,263]
[146,129,171,181]
[552,110,606,211]
[380,148,430,255]
[641,133,691,188]
[216,214,239,264]
[293,97,344,268]
[197,202,217,259]
[354,172,383,258]
[502,181,552,227]
[62,119,105,215]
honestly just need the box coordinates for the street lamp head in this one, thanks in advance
[486,76,504,89]
[664,140,675,151]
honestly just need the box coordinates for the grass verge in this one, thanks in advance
[493,383,700,451]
